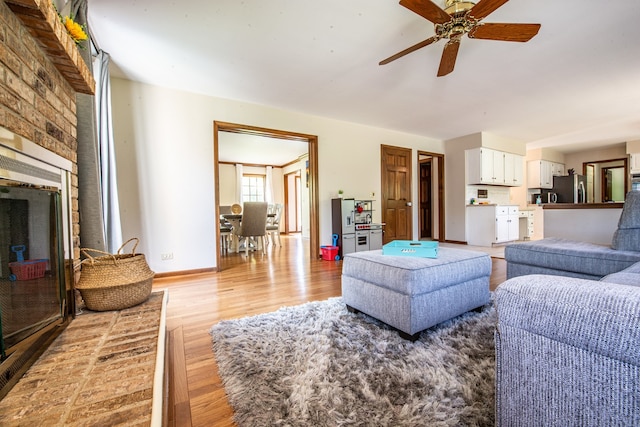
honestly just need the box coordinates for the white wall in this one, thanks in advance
[563,143,626,174]
[444,132,527,242]
[110,78,443,273]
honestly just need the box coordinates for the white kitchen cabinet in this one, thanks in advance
[518,209,535,240]
[504,152,524,186]
[528,160,565,189]
[495,205,519,243]
[466,205,519,247]
[551,162,565,177]
[467,148,522,186]
[630,153,640,174]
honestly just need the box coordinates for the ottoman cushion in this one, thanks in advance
[341,247,491,337]
[342,247,491,295]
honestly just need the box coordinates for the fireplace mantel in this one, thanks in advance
[5,0,95,95]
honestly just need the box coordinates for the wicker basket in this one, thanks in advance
[76,238,155,311]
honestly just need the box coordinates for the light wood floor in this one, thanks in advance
[153,235,507,427]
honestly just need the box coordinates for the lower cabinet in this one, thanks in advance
[370,229,383,250]
[342,233,356,255]
[466,205,519,247]
[518,210,535,240]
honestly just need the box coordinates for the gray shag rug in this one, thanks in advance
[210,297,496,427]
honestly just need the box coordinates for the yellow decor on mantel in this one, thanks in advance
[62,16,88,45]
[5,0,95,95]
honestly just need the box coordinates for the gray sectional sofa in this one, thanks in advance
[495,273,640,426]
[505,191,640,280]
[496,191,640,425]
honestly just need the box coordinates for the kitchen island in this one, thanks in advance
[541,202,624,245]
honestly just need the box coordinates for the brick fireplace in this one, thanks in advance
[0,0,95,398]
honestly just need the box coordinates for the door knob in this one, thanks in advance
[406,202,412,207]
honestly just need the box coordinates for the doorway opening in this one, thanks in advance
[213,122,319,271]
[284,171,302,234]
[583,158,628,203]
[418,151,445,241]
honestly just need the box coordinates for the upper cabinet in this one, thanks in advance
[527,160,565,189]
[466,147,523,186]
[504,152,524,186]
[630,153,640,174]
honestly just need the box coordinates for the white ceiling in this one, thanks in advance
[87,0,640,164]
[218,132,308,166]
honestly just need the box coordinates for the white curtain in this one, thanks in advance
[265,166,274,203]
[93,50,122,252]
[73,0,122,253]
[236,164,244,203]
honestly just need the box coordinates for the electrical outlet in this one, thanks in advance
[161,253,173,261]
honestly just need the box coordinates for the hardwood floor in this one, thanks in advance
[153,235,507,426]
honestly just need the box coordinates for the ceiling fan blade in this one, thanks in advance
[468,23,541,42]
[468,0,509,21]
[437,38,461,77]
[399,0,451,25]
[379,35,441,65]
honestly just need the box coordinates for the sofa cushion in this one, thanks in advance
[505,238,640,278]
[600,261,640,287]
[611,191,640,251]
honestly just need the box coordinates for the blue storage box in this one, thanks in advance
[382,240,438,258]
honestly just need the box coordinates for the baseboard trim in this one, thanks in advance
[154,267,215,278]
[443,239,467,245]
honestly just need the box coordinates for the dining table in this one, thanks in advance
[221,213,275,253]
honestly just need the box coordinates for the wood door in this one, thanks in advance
[381,145,412,244]
[419,159,432,239]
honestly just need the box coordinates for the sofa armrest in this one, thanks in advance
[495,275,640,426]
[496,274,640,365]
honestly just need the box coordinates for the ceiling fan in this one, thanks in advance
[380,0,541,76]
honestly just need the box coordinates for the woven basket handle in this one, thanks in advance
[117,237,140,255]
[80,248,117,265]
[80,238,140,265]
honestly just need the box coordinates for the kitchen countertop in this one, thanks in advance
[541,202,624,209]
[466,203,519,207]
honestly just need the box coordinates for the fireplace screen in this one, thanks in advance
[0,183,65,357]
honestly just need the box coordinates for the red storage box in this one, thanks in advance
[320,246,339,261]
[9,259,47,280]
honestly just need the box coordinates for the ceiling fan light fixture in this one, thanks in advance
[381,0,541,76]
[444,0,476,15]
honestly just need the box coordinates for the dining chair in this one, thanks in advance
[266,203,283,246]
[220,219,233,252]
[237,202,269,255]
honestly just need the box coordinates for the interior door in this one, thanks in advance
[419,159,432,239]
[381,145,412,244]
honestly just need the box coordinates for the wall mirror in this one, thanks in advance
[583,158,628,203]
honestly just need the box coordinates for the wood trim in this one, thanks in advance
[213,121,319,270]
[582,157,629,202]
[218,160,284,168]
[154,267,216,278]
[418,150,445,242]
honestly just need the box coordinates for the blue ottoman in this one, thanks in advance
[341,247,491,340]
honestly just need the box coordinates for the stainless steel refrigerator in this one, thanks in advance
[553,175,587,203]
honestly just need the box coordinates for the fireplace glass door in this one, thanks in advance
[0,183,65,358]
